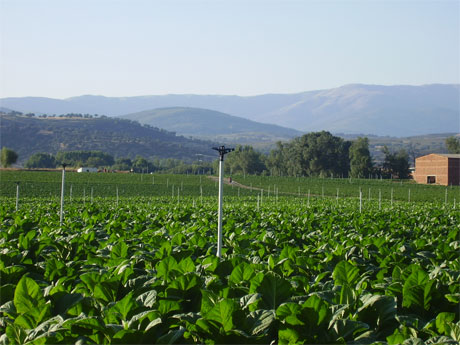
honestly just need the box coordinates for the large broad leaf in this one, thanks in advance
[110,291,137,321]
[136,290,157,308]
[14,276,46,316]
[250,272,292,310]
[329,319,369,341]
[436,312,456,335]
[276,303,304,326]
[177,257,196,274]
[229,262,255,285]
[156,256,178,283]
[205,298,239,332]
[110,241,129,259]
[357,294,397,330]
[402,267,430,310]
[333,261,360,286]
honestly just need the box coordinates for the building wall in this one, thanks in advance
[414,154,449,186]
[448,158,460,186]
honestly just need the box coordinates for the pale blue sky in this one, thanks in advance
[0,0,458,98]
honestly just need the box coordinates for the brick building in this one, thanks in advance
[413,154,460,186]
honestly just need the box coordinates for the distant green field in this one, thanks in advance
[0,170,459,204]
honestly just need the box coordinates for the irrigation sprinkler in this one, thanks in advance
[59,164,67,226]
[212,145,234,259]
[15,182,19,211]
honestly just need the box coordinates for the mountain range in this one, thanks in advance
[1,84,459,137]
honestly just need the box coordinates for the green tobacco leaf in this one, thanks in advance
[240,293,261,310]
[110,291,136,321]
[111,241,129,259]
[229,262,255,285]
[14,276,46,315]
[177,257,196,274]
[156,256,178,282]
[303,294,330,326]
[278,327,300,345]
[436,312,455,335]
[206,298,239,332]
[276,303,304,326]
[246,309,276,336]
[94,283,115,303]
[136,290,157,308]
[330,319,369,341]
[333,261,360,286]
[402,267,429,309]
[6,324,27,344]
[250,272,291,310]
[158,299,181,315]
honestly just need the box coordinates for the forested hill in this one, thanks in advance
[0,114,216,164]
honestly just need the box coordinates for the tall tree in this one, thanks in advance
[1,147,18,168]
[224,145,266,175]
[445,136,460,154]
[349,137,373,178]
[382,146,410,179]
[267,131,351,177]
[24,153,56,168]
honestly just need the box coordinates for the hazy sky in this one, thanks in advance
[0,0,459,98]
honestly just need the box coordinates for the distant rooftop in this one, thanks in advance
[427,154,460,158]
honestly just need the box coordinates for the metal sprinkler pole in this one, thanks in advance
[213,145,234,258]
[15,182,19,211]
[60,164,67,226]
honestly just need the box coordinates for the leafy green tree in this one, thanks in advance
[113,157,132,171]
[267,131,351,177]
[349,137,373,178]
[132,155,154,173]
[382,146,411,179]
[24,153,56,168]
[1,147,18,167]
[224,145,266,175]
[445,136,460,154]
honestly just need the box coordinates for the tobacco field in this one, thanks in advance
[0,171,459,344]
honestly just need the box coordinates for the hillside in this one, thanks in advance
[0,114,217,164]
[119,107,302,143]
[1,84,459,136]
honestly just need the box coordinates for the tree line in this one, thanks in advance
[225,132,412,179]
[3,132,460,178]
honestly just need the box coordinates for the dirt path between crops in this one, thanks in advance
[206,176,304,197]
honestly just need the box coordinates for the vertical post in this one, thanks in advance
[15,182,19,211]
[391,188,393,206]
[408,189,411,203]
[213,145,234,259]
[83,187,86,205]
[379,189,381,210]
[217,159,224,258]
[60,164,66,226]
[359,188,362,213]
[116,186,119,207]
[91,187,94,204]
[70,184,73,203]
[307,189,310,207]
[445,188,448,205]
[200,185,203,204]
[336,188,339,203]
